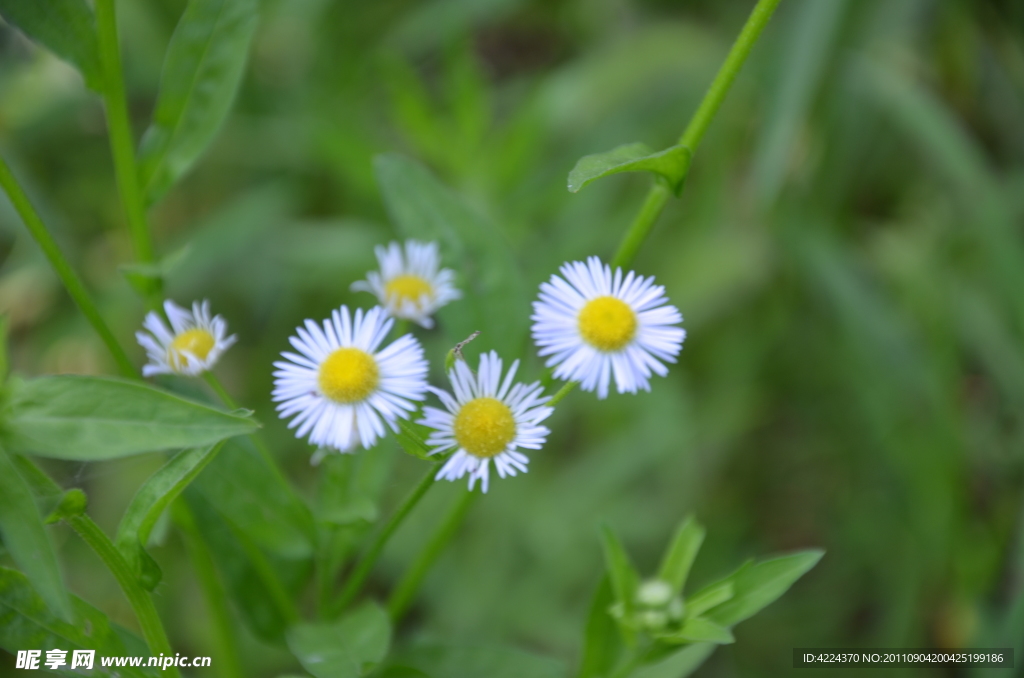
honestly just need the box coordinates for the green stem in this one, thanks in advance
[611,0,783,272]
[95,0,159,299]
[548,380,578,407]
[678,0,783,153]
[387,490,477,622]
[330,462,442,616]
[173,503,243,678]
[0,154,136,378]
[611,182,672,270]
[67,515,180,678]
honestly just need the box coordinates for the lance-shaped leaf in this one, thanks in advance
[702,550,824,627]
[577,575,621,678]
[568,142,691,194]
[600,525,640,625]
[657,515,705,594]
[0,566,155,678]
[2,376,258,460]
[0,0,104,91]
[115,442,225,590]
[662,617,734,645]
[287,603,391,678]
[0,447,71,621]
[138,0,260,206]
[632,643,715,678]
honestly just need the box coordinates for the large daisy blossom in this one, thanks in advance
[420,351,552,493]
[272,305,428,453]
[531,257,685,398]
[137,300,236,377]
[351,240,461,328]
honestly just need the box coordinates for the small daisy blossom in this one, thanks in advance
[531,256,685,399]
[136,300,236,377]
[351,240,461,328]
[420,350,553,493]
[272,305,428,453]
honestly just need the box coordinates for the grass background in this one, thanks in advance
[2,0,1024,675]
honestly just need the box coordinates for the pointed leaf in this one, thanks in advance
[115,442,225,590]
[0,447,71,621]
[2,376,258,460]
[287,603,391,678]
[657,515,705,594]
[600,525,640,618]
[577,575,621,678]
[568,142,691,194]
[138,0,260,205]
[0,0,103,91]
[703,550,823,627]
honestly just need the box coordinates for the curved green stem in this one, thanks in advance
[548,380,578,407]
[610,0,783,272]
[0,154,136,378]
[67,514,180,678]
[678,0,783,153]
[330,462,442,616]
[387,490,478,622]
[95,0,161,307]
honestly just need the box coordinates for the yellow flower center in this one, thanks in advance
[384,274,433,308]
[318,348,379,403]
[454,397,516,458]
[168,328,216,368]
[578,296,637,352]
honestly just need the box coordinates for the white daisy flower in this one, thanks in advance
[420,350,552,493]
[272,305,428,453]
[531,256,685,399]
[350,240,461,328]
[136,300,237,377]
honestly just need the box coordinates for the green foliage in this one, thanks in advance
[631,644,715,678]
[373,153,529,358]
[701,551,825,627]
[115,442,226,590]
[0,376,258,460]
[0,0,103,91]
[138,0,260,205]
[0,566,154,678]
[568,143,692,195]
[0,447,71,621]
[577,576,620,678]
[656,516,705,593]
[287,603,391,678]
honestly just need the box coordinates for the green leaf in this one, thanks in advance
[138,0,260,206]
[656,516,705,594]
[684,581,732,618]
[119,245,191,299]
[703,550,823,627]
[665,617,734,645]
[194,439,316,557]
[0,314,9,383]
[386,645,565,678]
[577,575,621,678]
[0,0,104,91]
[373,153,529,358]
[0,447,71,621]
[600,525,640,622]
[115,442,225,590]
[2,376,258,460]
[632,643,715,678]
[0,566,154,678]
[395,419,433,461]
[287,603,391,678]
[184,488,300,643]
[567,142,691,194]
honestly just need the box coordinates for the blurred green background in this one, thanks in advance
[2,0,1024,675]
